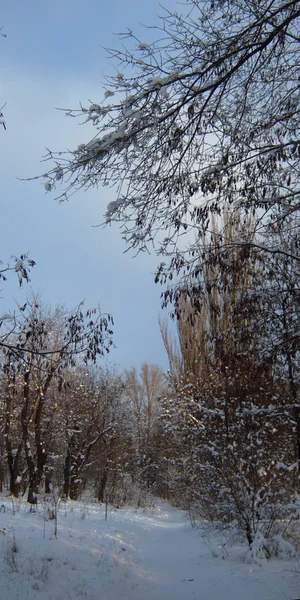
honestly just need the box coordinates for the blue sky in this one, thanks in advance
[0,0,179,370]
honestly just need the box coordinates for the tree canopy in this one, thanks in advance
[42,0,300,302]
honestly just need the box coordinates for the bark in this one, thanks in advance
[63,449,71,498]
[98,467,108,503]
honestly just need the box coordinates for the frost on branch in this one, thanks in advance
[0,254,36,286]
[1,299,114,365]
[40,0,300,300]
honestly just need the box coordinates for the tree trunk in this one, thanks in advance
[98,467,108,503]
[26,445,47,504]
[63,449,71,497]
[45,473,52,494]
[27,479,39,505]
[9,471,21,498]
[69,473,81,500]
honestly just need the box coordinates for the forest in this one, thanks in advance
[1,0,300,561]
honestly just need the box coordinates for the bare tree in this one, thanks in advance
[0,255,36,353]
[61,366,123,500]
[41,0,300,302]
[157,212,298,546]
[0,297,113,502]
[125,363,166,488]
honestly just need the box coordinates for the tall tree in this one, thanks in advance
[124,363,166,488]
[161,215,294,545]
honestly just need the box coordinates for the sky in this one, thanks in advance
[0,0,180,371]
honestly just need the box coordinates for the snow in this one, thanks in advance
[89,104,101,112]
[14,258,24,272]
[106,198,123,215]
[0,496,298,600]
[55,167,63,181]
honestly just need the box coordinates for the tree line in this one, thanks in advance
[1,0,300,554]
[0,299,167,507]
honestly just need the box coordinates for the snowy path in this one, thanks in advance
[110,502,298,600]
[0,498,299,600]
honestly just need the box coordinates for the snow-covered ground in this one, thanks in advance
[0,495,299,600]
